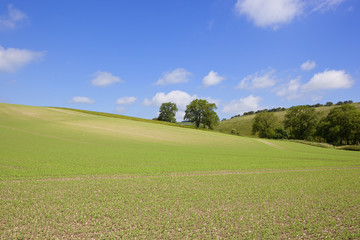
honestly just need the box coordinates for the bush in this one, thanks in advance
[274,128,288,139]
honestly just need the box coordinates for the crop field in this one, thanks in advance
[1,103,359,238]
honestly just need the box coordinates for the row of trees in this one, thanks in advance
[231,107,286,119]
[155,99,220,129]
[252,104,360,145]
[231,100,354,119]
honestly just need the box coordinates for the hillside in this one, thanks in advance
[216,102,360,137]
[3,102,356,178]
[1,103,360,238]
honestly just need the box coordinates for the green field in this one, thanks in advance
[1,103,359,238]
[217,103,360,137]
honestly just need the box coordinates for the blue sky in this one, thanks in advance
[1,0,359,121]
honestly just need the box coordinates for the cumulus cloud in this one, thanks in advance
[204,97,221,107]
[144,90,200,122]
[0,4,27,30]
[144,90,221,121]
[155,68,192,85]
[91,71,123,87]
[144,90,196,110]
[236,68,276,89]
[70,96,95,104]
[301,60,316,71]
[276,78,302,100]
[223,95,261,114]
[302,70,353,91]
[202,71,226,87]
[235,0,345,29]
[235,0,303,29]
[116,96,137,105]
[0,46,44,72]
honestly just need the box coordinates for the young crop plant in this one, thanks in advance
[1,103,359,239]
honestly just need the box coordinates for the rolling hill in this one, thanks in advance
[1,103,359,238]
[216,102,360,137]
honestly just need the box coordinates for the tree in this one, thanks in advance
[252,112,279,138]
[325,102,333,106]
[274,128,289,139]
[336,101,343,105]
[184,99,219,129]
[317,104,360,145]
[284,106,319,140]
[157,102,178,123]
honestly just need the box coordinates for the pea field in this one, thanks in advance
[0,103,359,239]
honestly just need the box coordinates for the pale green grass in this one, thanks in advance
[1,103,359,238]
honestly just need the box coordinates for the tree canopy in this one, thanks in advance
[184,99,219,129]
[317,104,360,145]
[284,106,319,140]
[252,112,279,138]
[157,102,178,123]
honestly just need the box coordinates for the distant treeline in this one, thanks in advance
[251,103,360,147]
[227,100,354,120]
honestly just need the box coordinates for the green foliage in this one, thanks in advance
[157,102,178,123]
[219,102,360,138]
[325,102,333,106]
[184,99,219,129]
[274,128,289,139]
[284,106,319,140]
[317,104,360,145]
[252,112,279,138]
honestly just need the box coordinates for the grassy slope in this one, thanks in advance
[52,107,198,129]
[1,103,359,238]
[216,102,360,136]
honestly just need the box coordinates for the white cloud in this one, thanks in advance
[202,71,226,87]
[0,46,44,72]
[204,97,221,107]
[311,0,345,12]
[223,95,261,114]
[236,68,276,89]
[116,96,137,105]
[276,78,302,100]
[115,106,126,114]
[91,71,123,87]
[155,68,192,85]
[0,4,27,30]
[302,70,353,91]
[311,96,323,102]
[235,0,303,29]
[144,90,196,110]
[301,60,316,71]
[144,90,221,121]
[70,96,95,104]
[235,0,345,29]
[144,90,199,122]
